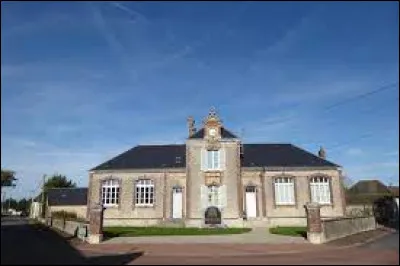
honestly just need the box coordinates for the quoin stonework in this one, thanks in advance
[88,108,346,228]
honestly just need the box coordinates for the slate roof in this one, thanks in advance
[91,143,339,171]
[92,145,186,170]
[190,127,238,139]
[47,188,88,206]
[347,180,391,195]
[240,144,339,168]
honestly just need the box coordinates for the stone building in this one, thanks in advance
[88,109,346,227]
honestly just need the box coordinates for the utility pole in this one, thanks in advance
[2,191,5,214]
[41,175,46,218]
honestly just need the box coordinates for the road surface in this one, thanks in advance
[362,231,399,251]
[1,216,398,265]
[1,216,141,265]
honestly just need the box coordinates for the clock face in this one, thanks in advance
[209,128,217,137]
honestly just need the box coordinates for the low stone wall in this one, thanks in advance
[322,216,376,242]
[345,204,374,217]
[50,218,89,241]
[52,219,65,232]
[305,203,377,244]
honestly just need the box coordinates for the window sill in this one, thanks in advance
[275,204,296,207]
[203,169,223,172]
[317,203,333,207]
[103,205,119,209]
[135,204,155,208]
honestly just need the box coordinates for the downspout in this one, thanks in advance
[238,141,243,218]
[338,167,346,216]
[163,169,167,220]
[260,166,267,218]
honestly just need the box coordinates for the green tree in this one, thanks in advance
[1,169,17,187]
[3,198,18,210]
[44,174,76,189]
[342,174,353,190]
[16,198,31,213]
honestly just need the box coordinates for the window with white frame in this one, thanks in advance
[207,185,220,206]
[101,179,120,207]
[310,176,331,204]
[274,177,295,205]
[135,179,155,206]
[206,150,220,170]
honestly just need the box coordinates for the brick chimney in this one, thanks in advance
[187,116,196,137]
[318,146,326,159]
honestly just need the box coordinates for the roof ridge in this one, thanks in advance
[244,143,292,145]
[138,144,185,146]
[289,144,341,167]
[47,187,87,190]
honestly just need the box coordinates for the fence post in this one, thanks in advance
[305,203,325,244]
[87,203,104,244]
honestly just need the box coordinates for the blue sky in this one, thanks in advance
[1,1,399,199]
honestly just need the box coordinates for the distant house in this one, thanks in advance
[46,188,88,219]
[345,180,397,215]
[30,201,41,219]
[30,193,44,219]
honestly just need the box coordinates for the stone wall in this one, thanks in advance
[345,204,374,217]
[50,218,89,241]
[322,216,376,242]
[305,203,376,244]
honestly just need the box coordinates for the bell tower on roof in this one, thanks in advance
[203,107,222,140]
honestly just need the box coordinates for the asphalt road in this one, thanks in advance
[1,216,398,265]
[362,231,399,251]
[1,216,141,265]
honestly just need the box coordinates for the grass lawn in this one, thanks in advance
[269,226,307,237]
[103,227,252,238]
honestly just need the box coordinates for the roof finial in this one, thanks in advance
[209,106,217,117]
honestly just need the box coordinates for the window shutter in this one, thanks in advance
[310,182,315,203]
[200,185,208,209]
[220,149,226,170]
[201,149,206,171]
[220,185,227,209]
[289,182,295,204]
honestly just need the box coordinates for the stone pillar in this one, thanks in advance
[305,203,325,244]
[87,203,104,244]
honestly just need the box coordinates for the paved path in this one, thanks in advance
[103,227,308,244]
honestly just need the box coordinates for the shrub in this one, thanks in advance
[269,226,307,237]
[51,210,77,221]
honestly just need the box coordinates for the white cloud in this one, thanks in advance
[109,2,148,24]
[346,148,364,156]
[385,150,399,157]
